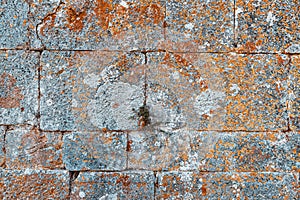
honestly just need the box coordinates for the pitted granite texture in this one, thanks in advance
[32,0,165,50]
[5,126,63,170]
[0,0,299,199]
[70,171,155,199]
[63,131,127,171]
[0,0,29,49]
[1,169,69,199]
[146,52,289,131]
[40,50,145,131]
[0,50,39,125]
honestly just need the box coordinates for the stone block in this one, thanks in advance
[5,126,63,170]
[164,0,234,52]
[0,126,5,168]
[40,51,145,131]
[0,50,39,125]
[156,172,299,199]
[146,52,289,131]
[0,0,29,49]
[63,131,127,170]
[1,169,69,199]
[71,171,154,199]
[235,0,300,53]
[33,0,165,50]
[128,130,299,172]
[289,55,300,131]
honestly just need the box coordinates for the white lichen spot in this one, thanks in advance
[235,8,243,28]
[46,99,53,106]
[230,84,240,96]
[266,11,276,26]
[194,89,226,116]
[79,191,86,198]
[119,0,129,8]
[184,23,194,30]
[83,73,99,88]
[172,71,180,80]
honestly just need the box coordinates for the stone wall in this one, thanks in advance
[0,0,299,199]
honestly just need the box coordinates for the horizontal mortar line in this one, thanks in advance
[1,48,298,55]
[150,170,299,174]
[169,51,300,55]
[2,168,296,174]
[65,169,156,173]
[0,125,295,134]
[17,128,296,134]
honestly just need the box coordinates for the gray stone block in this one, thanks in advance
[235,0,300,53]
[0,50,39,125]
[5,126,63,170]
[0,0,29,49]
[156,172,299,199]
[33,0,165,50]
[146,52,289,131]
[0,126,5,168]
[164,0,234,52]
[63,131,127,170]
[71,171,155,199]
[128,130,299,172]
[1,169,69,199]
[40,51,145,131]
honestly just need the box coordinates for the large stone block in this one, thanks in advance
[235,0,300,53]
[128,130,299,172]
[0,0,29,49]
[0,50,39,125]
[63,131,127,170]
[164,0,234,52]
[1,169,69,199]
[40,51,145,131]
[70,171,155,199]
[32,0,165,50]
[0,126,5,168]
[156,172,299,199]
[289,55,300,131]
[146,52,289,131]
[5,126,63,170]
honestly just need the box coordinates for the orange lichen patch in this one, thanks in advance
[40,13,57,36]
[162,53,208,92]
[116,174,131,188]
[93,0,164,36]
[94,0,114,31]
[66,7,87,32]
[0,72,24,108]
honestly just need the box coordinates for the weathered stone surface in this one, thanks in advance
[146,52,289,131]
[28,0,61,49]
[63,131,127,170]
[0,126,5,168]
[0,50,39,125]
[33,0,165,50]
[164,0,234,52]
[5,126,63,170]
[40,51,145,131]
[129,130,299,172]
[289,55,300,131]
[156,172,299,199]
[0,170,4,199]
[0,0,29,49]
[71,171,154,199]
[235,0,300,53]
[1,169,69,199]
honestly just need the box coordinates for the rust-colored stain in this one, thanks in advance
[41,0,164,36]
[116,174,131,188]
[0,72,24,108]
[66,7,87,32]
